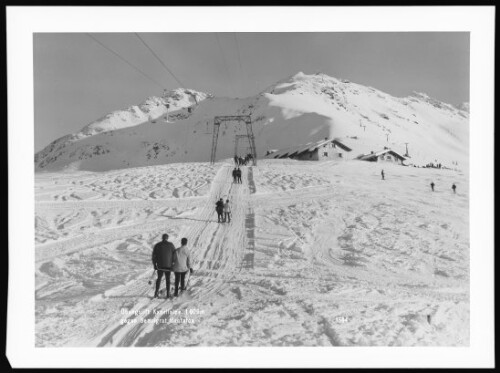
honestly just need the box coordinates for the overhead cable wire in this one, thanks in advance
[233,33,245,92]
[215,33,235,97]
[86,33,164,90]
[134,33,186,89]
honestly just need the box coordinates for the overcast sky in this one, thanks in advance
[34,32,469,151]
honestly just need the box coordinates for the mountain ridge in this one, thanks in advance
[35,72,469,172]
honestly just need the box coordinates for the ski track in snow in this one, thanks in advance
[35,160,469,347]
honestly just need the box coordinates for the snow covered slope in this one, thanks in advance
[35,73,469,172]
[35,159,469,347]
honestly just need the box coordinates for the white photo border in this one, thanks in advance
[7,5,495,368]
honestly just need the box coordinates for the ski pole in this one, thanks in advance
[148,268,156,285]
[184,270,193,291]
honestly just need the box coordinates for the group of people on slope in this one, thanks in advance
[234,154,252,166]
[232,167,242,184]
[215,198,231,223]
[430,181,457,193]
[382,169,458,193]
[151,234,193,299]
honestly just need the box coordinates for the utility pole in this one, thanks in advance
[386,133,389,142]
[362,125,366,132]
[404,142,409,156]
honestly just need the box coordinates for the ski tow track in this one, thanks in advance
[86,162,252,346]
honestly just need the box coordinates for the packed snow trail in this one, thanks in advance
[82,162,252,346]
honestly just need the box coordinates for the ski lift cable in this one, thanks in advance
[215,33,236,97]
[134,33,186,89]
[86,33,164,90]
[233,33,245,92]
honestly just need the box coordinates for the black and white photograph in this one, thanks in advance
[6,5,494,369]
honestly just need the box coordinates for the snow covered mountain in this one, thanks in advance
[35,72,469,172]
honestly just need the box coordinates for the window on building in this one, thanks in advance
[338,153,343,158]
[323,152,328,157]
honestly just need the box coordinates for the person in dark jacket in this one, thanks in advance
[216,198,224,222]
[430,181,435,191]
[232,167,237,183]
[236,168,242,184]
[152,234,176,298]
[452,183,457,193]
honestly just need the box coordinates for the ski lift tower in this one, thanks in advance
[234,134,252,157]
[210,115,257,166]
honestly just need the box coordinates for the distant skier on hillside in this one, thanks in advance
[236,168,242,184]
[173,237,193,296]
[232,167,238,183]
[223,199,231,223]
[216,198,224,223]
[430,181,435,191]
[152,234,176,299]
[452,183,457,194]
[381,169,385,180]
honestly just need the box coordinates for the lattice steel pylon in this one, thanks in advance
[210,115,257,166]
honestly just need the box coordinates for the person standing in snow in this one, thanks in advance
[152,234,176,299]
[173,237,193,296]
[430,181,435,191]
[216,198,224,223]
[452,183,457,194]
[223,199,231,223]
[236,168,242,184]
[232,167,237,183]
[381,169,385,180]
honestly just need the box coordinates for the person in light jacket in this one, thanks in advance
[173,237,193,296]
[223,199,231,223]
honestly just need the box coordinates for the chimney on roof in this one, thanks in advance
[371,151,374,154]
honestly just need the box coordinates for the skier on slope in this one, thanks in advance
[381,169,385,180]
[430,181,435,192]
[223,199,231,223]
[232,167,238,183]
[152,234,176,299]
[216,198,224,223]
[236,168,242,184]
[452,183,457,194]
[173,237,194,297]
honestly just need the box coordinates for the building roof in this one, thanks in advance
[265,138,352,159]
[358,148,407,161]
